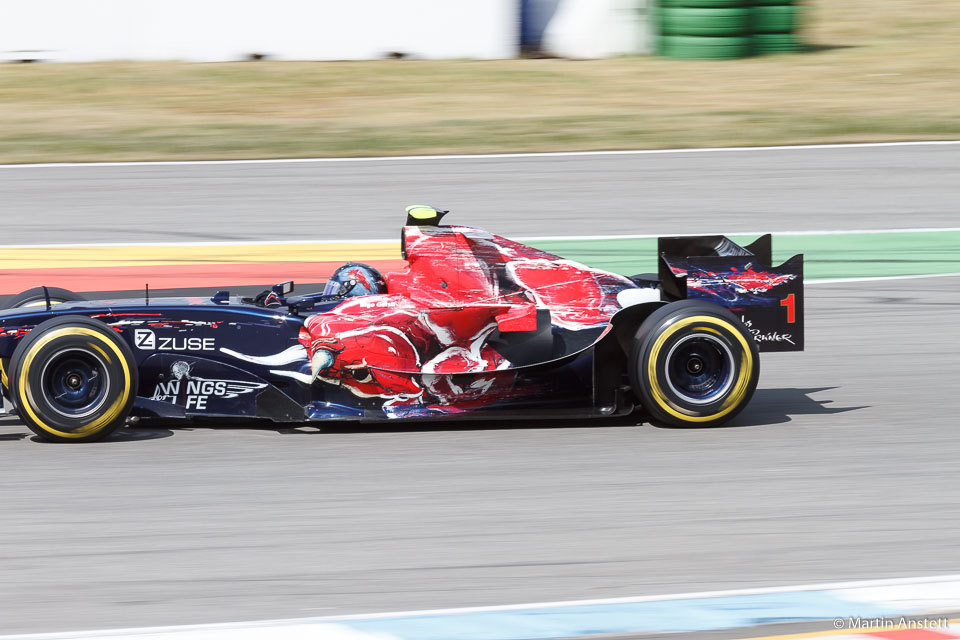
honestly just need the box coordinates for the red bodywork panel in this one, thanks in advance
[298,225,636,408]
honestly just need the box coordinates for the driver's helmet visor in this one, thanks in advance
[322,279,343,297]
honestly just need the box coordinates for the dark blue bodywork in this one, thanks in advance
[0,293,628,424]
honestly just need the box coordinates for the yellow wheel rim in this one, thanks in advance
[646,315,753,423]
[16,326,131,439]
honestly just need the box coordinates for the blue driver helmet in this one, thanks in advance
[322,263,388,297]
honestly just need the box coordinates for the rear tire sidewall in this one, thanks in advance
[9,316,137,442]
[630,300,759,427]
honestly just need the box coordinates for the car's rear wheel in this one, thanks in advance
[629,300,759,427]
[3,287,87,309]
[9,316,137,442]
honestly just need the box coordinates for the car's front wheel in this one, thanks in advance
[629,300,759,427]
[9,316,137,442]
[3,286,87,309]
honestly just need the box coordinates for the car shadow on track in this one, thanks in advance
[0,415,29,441]
[0,388,868,442]
[642,387,868,430]
[239,388,866,435]
[0,417,176,444]
[3,413,641,443]
[299,416,646,435]
[723,386,868,429]
[127,387,865,438]
[113,413,647,439]
[29,428,176,444]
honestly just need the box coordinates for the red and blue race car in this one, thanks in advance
[0,206,803,442]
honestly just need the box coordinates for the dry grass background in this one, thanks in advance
[0,0,958,162]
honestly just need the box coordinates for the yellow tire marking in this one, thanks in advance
[86,341,113,365]
[646,315,753,423]
[17,326,131,439]
[0,358,8,388]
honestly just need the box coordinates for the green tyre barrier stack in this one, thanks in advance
[659,0,746,6]
[657,0,753,59]
[655,0,803,59]
[752,0,802,54]
[659,36,753,59]
[660,8,752,36]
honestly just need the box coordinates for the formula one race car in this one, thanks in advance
[0,206,803,442]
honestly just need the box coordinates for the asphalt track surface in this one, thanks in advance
[2,143,959,245]
[0,144,959,635]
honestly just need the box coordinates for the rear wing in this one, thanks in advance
[657,234,803,352]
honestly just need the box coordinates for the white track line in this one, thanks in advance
[1,140,959,169]
[177,573,960,622]
[3,573,960,639]
[1,227,959,250]
[808,272,960,285]
[519,227,960,241]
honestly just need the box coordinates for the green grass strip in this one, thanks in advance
[531,231,960,280]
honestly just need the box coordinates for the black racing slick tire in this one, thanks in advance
[0,357,9,399]
[629,300,759,427]
[3,287,87,309]
[1,286,89,398]
[9,316,137,442]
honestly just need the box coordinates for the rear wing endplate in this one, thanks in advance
[658,234,804,352]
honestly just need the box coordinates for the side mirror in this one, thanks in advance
[272,281,294,297]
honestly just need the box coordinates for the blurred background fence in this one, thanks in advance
[0,0,520,62]
[1,0,669,62]
[2,0,807,62]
